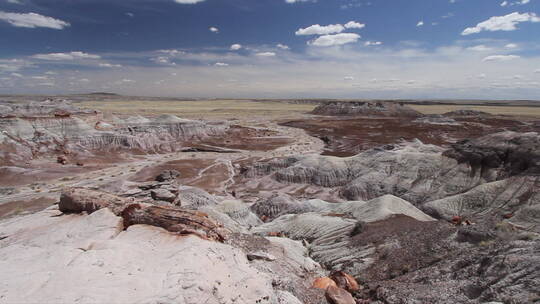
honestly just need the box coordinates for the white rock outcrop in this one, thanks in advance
[0,207,281,304]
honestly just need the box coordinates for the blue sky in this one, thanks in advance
[0,0,540,99]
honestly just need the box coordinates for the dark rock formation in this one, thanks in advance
[444,131,540,177]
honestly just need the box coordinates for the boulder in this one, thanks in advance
[330,271,360,292]
[312,277,338,290]
[150,189,176,203]
[325,286,355,304]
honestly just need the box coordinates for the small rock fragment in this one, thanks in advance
[247,251,276,262]
[57,155,68,165]
[503,213,514,219]
[267,232,284,237]
[451,216,462,225]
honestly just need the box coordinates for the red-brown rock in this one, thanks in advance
[312,277,338,290]
[503,213,514,219]
[325,286,355,304]
[451,216,462,225]
[330,271,360,292]
[57,155,68,165]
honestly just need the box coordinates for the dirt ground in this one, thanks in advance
[281,116,539,157]
[0,196,57,220]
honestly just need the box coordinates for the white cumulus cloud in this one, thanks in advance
[230,44,242,51]
[174,0,205,4]
[256,52,276,57]
[364,41,382,46]
[32,51,100,60]
[482,54,520,62]
[309,33,360,47]
[209,26,219,33]
[276,43,290,50]
[462,12,540,35]
[501,0,530,6]
[344,21,365,29]
[467,45,492,51]
[296,24,344,35]
[0,11,69,29]
[99,63,122,68]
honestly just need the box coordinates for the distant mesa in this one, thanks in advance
[311,101,422,117]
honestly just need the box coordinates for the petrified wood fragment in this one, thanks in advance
[60,188,227,242]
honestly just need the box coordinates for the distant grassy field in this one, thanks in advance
[80,99,316,120]
[409,105,540,117]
